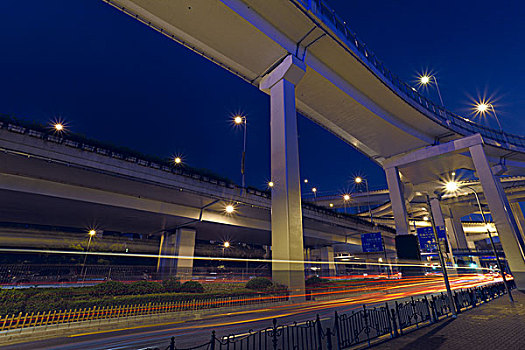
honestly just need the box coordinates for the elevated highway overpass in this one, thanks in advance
[0,118,395,277]
[35,0,525,291]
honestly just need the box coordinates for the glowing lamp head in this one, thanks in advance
[234,116,244,124]
[225,204,235,214]
[329,203,334,208]
[88,229,96,236]
[174,157,182,164]
[445,181,460,193]
[343,194,350,201]
[304,179,308,184]
[223,241,230,248]
[476,103,489,113]
[54,123,64,131]
[354,176,363,184]
[312,187,317,193]
[420,75,430,85]
[268,181,274,188]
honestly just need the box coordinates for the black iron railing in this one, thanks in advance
[151,282,511,350]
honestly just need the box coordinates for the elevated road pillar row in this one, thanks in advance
[157,228,196,279]
[260,55,306,296]
[385,167,410,235]
[470,144,525,290]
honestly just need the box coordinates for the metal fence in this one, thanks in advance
[0,294,288,332]
[156,282,510,350]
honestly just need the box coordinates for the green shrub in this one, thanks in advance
[162,277,182,293]
[90,281,129,296]
[245,277,273,291]
[305,276,323,286]
[179,281,204,293]
[128,281,164,295]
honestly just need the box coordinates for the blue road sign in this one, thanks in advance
[361,232,384,253]
[417,226,447,251]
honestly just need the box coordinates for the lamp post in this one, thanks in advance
[425,195,457,316]
[419,74,445,107]
[475,102,508,144]
[354,177,374,225]
[312,187,317,201]
[234,115,247,193]
[81,230,97,281]
[446,181,514,302]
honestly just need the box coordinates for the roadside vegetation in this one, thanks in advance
[0,278,288,315]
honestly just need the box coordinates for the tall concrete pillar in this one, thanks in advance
[320,246,336,277]
[260,55,306,296]
[510,202,525,243]
[385,166,410,235]
[470,143,525,290]
[444,206,468,250]
[430,198,455,270]
[157,228,196,279]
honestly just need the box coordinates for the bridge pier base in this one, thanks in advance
[156,228,196,280]
[470,143,525,290]
[319,246,336,277]
[260,55,306,299]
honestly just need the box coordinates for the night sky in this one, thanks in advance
[1,0,524,196]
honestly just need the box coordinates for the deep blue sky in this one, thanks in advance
[0,0,523,196]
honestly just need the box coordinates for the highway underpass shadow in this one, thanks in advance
[377,318,455,350]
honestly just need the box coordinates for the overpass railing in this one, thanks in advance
[295,0,525,151]
[149,282,509,350]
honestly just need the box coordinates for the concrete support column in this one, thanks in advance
[510,202,525,243]
[157,228,196,279]
[444,207,468,250]
[470,143,525,290]
[260,55,306,296]
[385,166,410,235]
[430,198,455,270]
[320,246,336,277]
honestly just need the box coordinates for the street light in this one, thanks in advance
[268,181,274,188]
[445,181,514,302]
[474,101,508,144]
[354,176,373,225]
[81,229,97,281]
[233,115,247,193]
[54,123,64,132]
[418,74,445,107]
[312,187,317,200]
[225,204,235,214]
[173,156,182,165]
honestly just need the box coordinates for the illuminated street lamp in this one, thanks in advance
[445,181,514,302]
[54,123,64,132]
[418,74,445,107]
[312,187,317,200]
[268,181,274,188]
[233,115,247,193]
[222,241,230,256]
[343,194,350,201]
[225,204,235,214]
[474,101,508,144]
[81,229,97,281]
[354,176,373,225]
[174,157,182,165]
